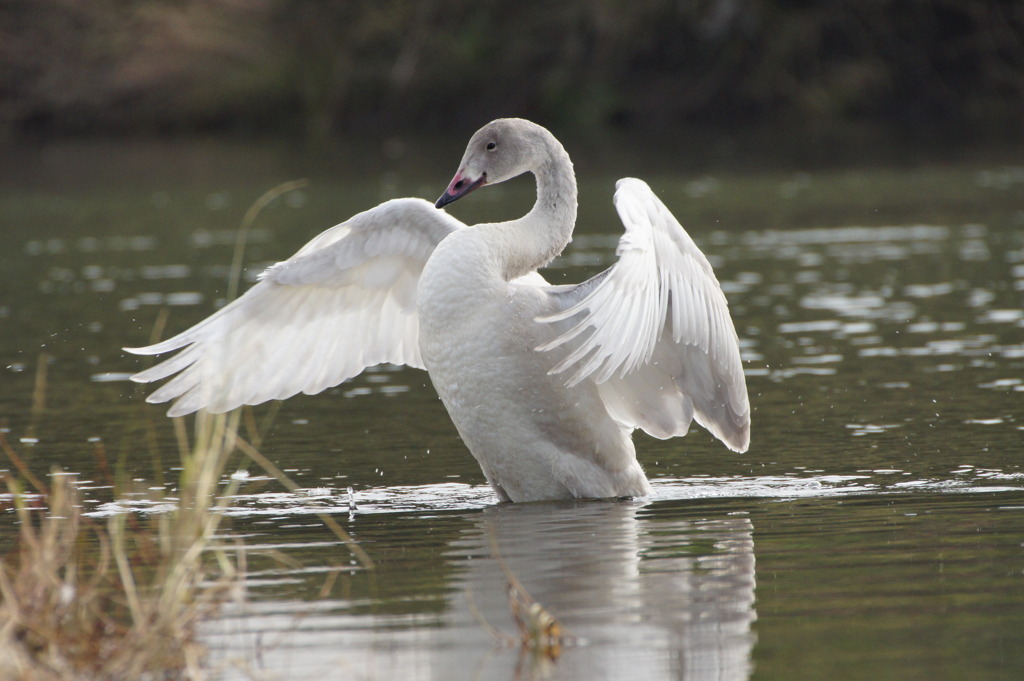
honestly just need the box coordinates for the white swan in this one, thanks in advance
[125,118,750,502]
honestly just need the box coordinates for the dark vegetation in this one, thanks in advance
[1,0,1022,141]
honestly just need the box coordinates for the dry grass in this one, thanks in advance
[0,406,370,681]
[0,410,255,681]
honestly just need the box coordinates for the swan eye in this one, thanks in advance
[486,142,496,151]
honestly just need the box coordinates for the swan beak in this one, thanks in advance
[436,171,486,208]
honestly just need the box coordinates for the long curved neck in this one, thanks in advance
[493,140,578,281]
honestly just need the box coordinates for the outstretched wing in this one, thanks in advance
[126,198,463,416]
[537,178,750,452]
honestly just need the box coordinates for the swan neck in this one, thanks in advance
[498,142,577,281]
[532,150,577,222]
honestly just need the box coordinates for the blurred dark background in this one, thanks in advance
[1,0,1022,149]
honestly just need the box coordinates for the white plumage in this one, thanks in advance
[126,119,749,502]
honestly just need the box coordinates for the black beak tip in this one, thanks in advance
[435,192,456,209]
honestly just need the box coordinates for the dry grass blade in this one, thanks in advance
[0,431,48,497]
[0,416,246,681]
[227,178,309,302]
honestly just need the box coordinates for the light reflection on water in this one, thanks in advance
[73,468,1023,520]
[2,151,1024,680]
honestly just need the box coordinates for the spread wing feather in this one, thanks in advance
[538,178,749,451]
[126,198,462,416]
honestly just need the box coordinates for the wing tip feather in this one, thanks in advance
[719,418,751,453]
[123,345,159,356]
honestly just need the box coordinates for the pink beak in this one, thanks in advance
[436,171,487,208]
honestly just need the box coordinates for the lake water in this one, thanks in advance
[1,137,1022,680]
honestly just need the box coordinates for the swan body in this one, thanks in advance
[126,119,750,502]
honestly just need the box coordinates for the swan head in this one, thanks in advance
[436,118,550,208]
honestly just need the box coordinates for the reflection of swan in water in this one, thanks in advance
[439,502,756,680]
[205,501,756,681]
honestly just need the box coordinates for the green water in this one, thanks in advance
[1,138,1022,680]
